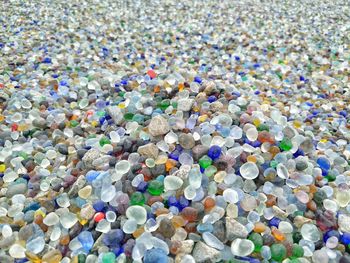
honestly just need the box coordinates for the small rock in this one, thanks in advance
[192,241,221,263]
[82,148,100,164]
[138,143,159,159]
[192,145,209,161]
[148,115,170,136]
[177,98,194,112]
[178,133,195,149]
[225,217,248,240]
[57,144,68,155]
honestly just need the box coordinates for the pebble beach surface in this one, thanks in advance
[0,0,350,262]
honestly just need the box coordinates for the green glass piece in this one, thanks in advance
[102,252,116,263]
[147,180,164,196]
[257,124,269,131]
[293,211,303,217]
[204,165,217,177]
[325,173,336,182]
[199,155,212,169]
[291,244,304,258]
[99,137,111,147]
[248,232,263,252]
[280,137,293,151]
[130,192,145,206]
[70,120,79,127]
[271,243,287,262]
[18,152,28,160]
[78,254,86,263]
[313,190,327,206]
[270,160,278,168]
[96,111,106,117]
[159,99,170,111]
[124,112,134,120]
[132,114,144,124]
[293,232,303,244]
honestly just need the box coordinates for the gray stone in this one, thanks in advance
[177,98,194,112]
[32,118,47,129]
[192,145,209,161]
[138,143,159,159]
[225,217,248,240]
[57,144,68,155]
[213,220,226,242]
[178,133,195,149]
[6,183,27,198]
[148,115,170,136]
[82,148,100,164]
[192,241,221,263]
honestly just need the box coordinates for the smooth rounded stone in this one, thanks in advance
[192,145,209,161]
[6,183,27,198]
[192,241,221,263]
[296,161,308,171]
[164,131,178,144]
[122,219,138,234]
[301,223,321,242]
[0,255,14,263]
[96,219,111,233]
[9,244,26,258]
[0,235,15,249]
[225,217,248,240]
[42,249,62,263]
[223,188,239,204]
[178,133,195,149]
[278,221,293,233]
[240,162,259,179]
[32,118,47,129]
[57,144,69,155]
[2,225,12,238]
[144,248,168,263]
[240,195,257,211]
[231,238,254,257]
[202,232,224,250]
[77,149,88,159]
[138,143,159,159]
[126,205,147,224]
[43,212,59,226]
[78,185,93,199]
[180,255,196,263]
[26,236,45,254]
[158,218,175,238]
[115,160,131,175]
[60,212,78,229]
[338,214,350,232]
[336,190,350,207]
[164,176,183,191]
[276,163,289,179]
[148,115,170,136]
[150,164,166,177]
[312,249,329,263]
[246,127,258,141]
[101,185,116,202]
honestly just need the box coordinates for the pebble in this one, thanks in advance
[192,241,221,263]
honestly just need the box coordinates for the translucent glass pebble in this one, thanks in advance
[240,162,259,179]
